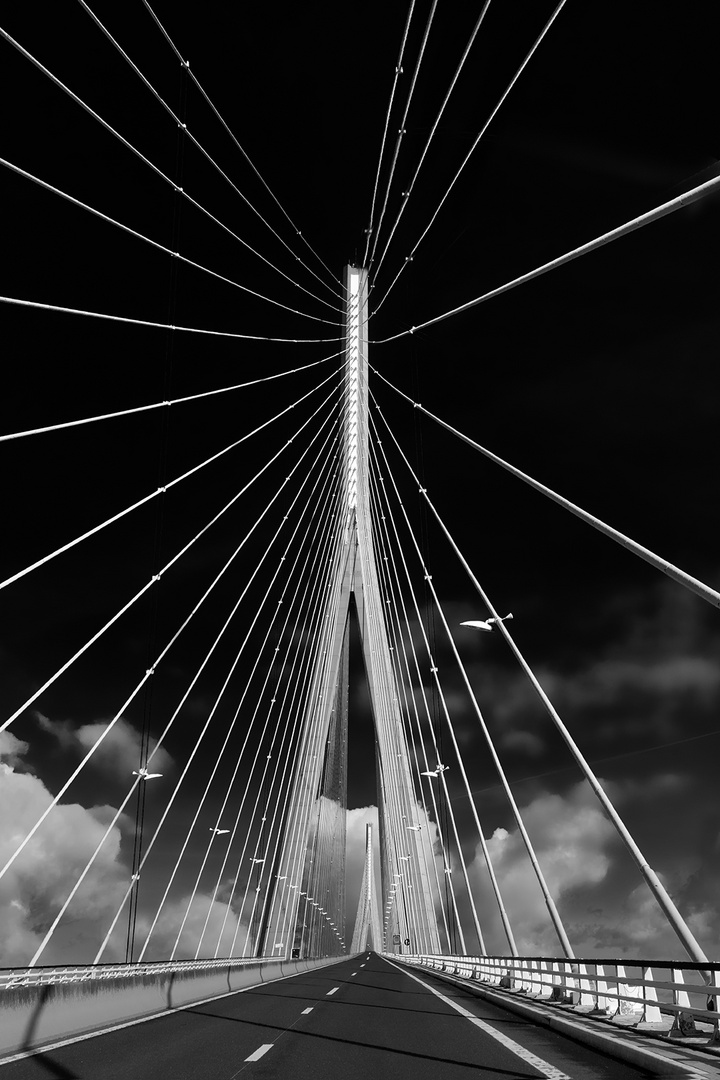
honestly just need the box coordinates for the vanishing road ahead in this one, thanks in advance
[1,953,660,1079]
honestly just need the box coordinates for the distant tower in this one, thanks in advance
[350,824,382,952]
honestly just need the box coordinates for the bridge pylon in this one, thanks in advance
[258,266,441,959]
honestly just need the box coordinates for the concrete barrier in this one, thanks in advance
[0,955,350,1058]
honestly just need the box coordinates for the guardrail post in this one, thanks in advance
[668,968,698,1037]
[536,960,553,999]
[550,961,564,1001]
[593,964,611,1015]
[707,972,720,1046]
[563,961,576,1005]
[638,966,662,1025]
[577,962,595,1009]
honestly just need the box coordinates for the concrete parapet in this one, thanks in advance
[0,955,347,1058]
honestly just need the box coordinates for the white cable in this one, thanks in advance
[371,0,494,282]
[229,513,348,956]
[0,353,340,443]
[0,365,341,597]
[76,0,343,313]
[371,366,720,611]
[1,22,341,313]
[156,420,342,958]
[369,479,449,950]
[147,455,342,960]
[363,441,470,952]
[370,490,452,947]
[213,468,346,957]
[367,0,438,272]
[191,451,343,958]
[372,0,568,313]
[372,169,720,343]
[139,0,342,297]
[270,512,351,954]
[371,402,573,956]
[0,295,343,343]
[370,444,516,955]
[361,0,418,267]
[2,158,337,326]
[0,386,343,889]
[94,393,344,963]
[380,398,713,964]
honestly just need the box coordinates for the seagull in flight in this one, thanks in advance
[133,767,163,779]
[209,827,230,834]
[461,613,513,632]
[406,824,422,831]
[250,857,265,864]
[422,763,449,777]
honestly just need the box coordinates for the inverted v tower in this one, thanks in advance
[258,266,441,958]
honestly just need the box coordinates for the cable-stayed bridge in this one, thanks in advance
[1,2,719,1077]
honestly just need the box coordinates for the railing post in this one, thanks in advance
[638,966,662,1025]
[668,968,698,1037]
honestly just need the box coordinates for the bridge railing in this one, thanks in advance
[0,955,278,991]
[399,953,720,1043]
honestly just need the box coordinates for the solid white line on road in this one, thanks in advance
[301,1008,313,1014]
[383,957,571,1080]
[326,987,339,995]
[244,1044,273,1062]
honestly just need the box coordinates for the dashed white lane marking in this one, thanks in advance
[360,963,366,968]
[326,986,339,996]
[301,1008,313,1015]
[351,972,357,976]
[383,957,571,1080]
[244,1044,273,1062]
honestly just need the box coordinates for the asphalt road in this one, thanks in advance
[1,954,656,1079]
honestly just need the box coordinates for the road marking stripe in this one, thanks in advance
[301,1008,313,1015]
[244,1044,273,1062]
[383,957,571,1080]
[351,972,357,976]
[326,986,339,995]
[0,964,345,1067]
[360,963,366,967]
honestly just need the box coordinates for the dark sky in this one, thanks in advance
[1,1,719,966]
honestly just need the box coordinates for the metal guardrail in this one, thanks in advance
[0,955,276,991]
[399,953,720,1044]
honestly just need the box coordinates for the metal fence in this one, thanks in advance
[400,953,720,1043]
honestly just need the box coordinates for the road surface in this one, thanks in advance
[1,952,659,1078]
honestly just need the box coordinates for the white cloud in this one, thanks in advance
[135,893,248,962]
[0,730,30,769]
[35,712,174,779]
[0,749,129,965]
[466,780,616,954]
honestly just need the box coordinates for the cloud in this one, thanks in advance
[0,730,30,769]
[0,743,129,965]
[465,780,617,954]
[135,893,248,962]
[35,712,174,779]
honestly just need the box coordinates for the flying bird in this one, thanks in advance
[422,763,449,777]
[406,824,422,831]
[209,827,230,834]
[461,613,513,632]
[132,767,162,779]
[250,857,265,864]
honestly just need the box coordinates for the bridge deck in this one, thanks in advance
[0,953,676,1079]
